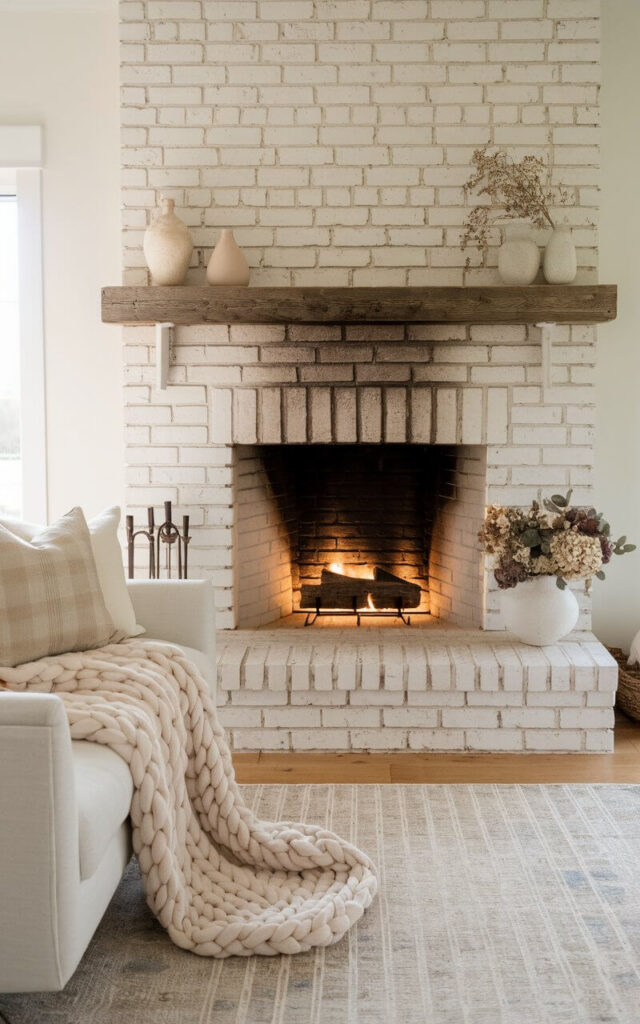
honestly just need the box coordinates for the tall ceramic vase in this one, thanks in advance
[497,220,540,285]
[543,223,577,284]
[501,575,579,646]
[143,196,193,285]
[206,229,250,286]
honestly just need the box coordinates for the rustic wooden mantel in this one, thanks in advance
[102,284,617,327]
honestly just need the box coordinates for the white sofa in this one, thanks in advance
[0,579,216,994]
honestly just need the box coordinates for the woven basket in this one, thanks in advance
[609,647,640,723]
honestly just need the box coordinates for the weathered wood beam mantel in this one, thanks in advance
[102,284,617,327]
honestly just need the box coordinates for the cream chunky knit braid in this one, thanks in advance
[2,641,377,956]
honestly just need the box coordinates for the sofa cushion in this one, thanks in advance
[73,742,133,882]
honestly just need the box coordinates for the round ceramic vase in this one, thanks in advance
[501,575,579,646]
[206,229,250,287]
[143,196,193,286]
[543,223,577,284]
[497,220,540,286]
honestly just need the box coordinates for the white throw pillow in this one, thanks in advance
[1,506,145,640]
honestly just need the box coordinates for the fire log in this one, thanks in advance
[299,566,422,610]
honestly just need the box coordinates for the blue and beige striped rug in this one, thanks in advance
[3,784,640,1024]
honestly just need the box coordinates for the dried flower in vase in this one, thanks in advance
[461,147,571,265]
[478,490,635,593]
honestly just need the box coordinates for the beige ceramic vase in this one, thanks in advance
[206,228,250,287]
[497,219,540,285]
[143,196,193,285]
[543,223,577,284]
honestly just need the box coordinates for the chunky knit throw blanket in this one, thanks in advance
[2,641,377,957]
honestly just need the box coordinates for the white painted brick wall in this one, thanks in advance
[120,0,599,287]
[119,1,606,749]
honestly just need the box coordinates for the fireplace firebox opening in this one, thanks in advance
[234,443,487,629]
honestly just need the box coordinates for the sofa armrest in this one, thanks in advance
[126,579,216,673]
[0,693,79,992]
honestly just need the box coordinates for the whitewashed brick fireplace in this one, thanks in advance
[118,0,616,753]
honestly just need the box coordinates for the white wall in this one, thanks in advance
[0,8,123,521]
[594,0,640,650]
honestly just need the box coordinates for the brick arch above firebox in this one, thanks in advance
[208,384,508,447]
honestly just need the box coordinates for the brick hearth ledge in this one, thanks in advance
[216,628,617,754]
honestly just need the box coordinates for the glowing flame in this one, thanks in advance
[327,562,377,581]
[367,593,376,611]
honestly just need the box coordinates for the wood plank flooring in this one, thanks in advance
[233,711,640,785]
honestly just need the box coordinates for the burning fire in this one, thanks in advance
[328,562,376,581]
[366,593,376,611]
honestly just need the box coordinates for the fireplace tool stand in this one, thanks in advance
[126,501,191,579]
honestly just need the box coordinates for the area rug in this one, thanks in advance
[3,784,640,1024]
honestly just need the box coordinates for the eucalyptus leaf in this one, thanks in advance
[519,528,541,547]
[618,535,627,546]
[596,570,606,580]
[624,544,637,552]
[551,494,567,507]
[556,576,566,590]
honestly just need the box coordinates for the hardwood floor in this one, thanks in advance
[233,711,640,785]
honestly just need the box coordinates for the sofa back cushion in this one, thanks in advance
[1,506,144,641]
[0,507,117,667]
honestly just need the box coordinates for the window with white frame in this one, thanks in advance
[0,192,20,516]
[0,127,46,522]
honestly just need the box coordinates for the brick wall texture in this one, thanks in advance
[118,0,606,750]
[120,0,599,289]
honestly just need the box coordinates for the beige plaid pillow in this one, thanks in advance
[0,507,117,667]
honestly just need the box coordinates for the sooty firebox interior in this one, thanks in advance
[234,443,486,628]
[235,444,458,623]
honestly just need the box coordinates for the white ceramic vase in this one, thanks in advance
[206,229,250,286]
[501,575,579,646]
[497,220,540,286]
[543,223,577,284]
[143,196,193,285]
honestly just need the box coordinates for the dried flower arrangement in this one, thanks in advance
[479,491,635,592]
[461,146,571,259]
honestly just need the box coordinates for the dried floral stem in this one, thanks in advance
[462,147,570,255]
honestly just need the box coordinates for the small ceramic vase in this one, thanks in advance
[543,223,577,284]
[501,575,579,646]
[206,229,250,287]
[497,220,540,286]
[143,196,193,286]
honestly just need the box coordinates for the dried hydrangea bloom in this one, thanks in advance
[494,558,529,590]
[550,531,603,580]
[478,505,523,556]
[529,555,555,576]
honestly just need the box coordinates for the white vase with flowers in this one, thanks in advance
[479,491,635,646]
